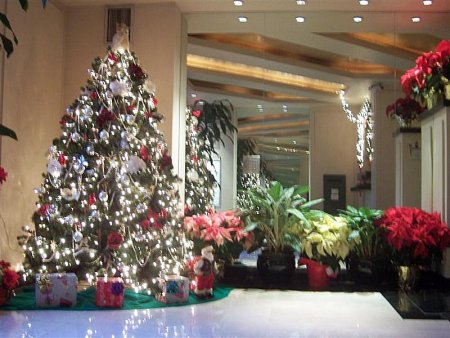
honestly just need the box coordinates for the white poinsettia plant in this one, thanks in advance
[296,213,359,270]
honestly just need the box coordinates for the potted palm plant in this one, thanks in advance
[240,181,322,283]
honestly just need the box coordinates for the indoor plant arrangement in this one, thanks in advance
[240,181,322,283]
[339,206,396,285]
[400,39,450,109]
[0,260,19,306]
[184,209,248,260]
[385,96,425,127]
[294,213,356,288]
[378,206,450,290]
[184,209,248,281]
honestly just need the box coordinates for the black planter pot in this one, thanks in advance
[257,251,296,283]
[348,256,397,286]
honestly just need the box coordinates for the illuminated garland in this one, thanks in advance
[338,90,374,168]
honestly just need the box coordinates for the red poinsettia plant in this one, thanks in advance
[378,207,450,265]
[0,260,19,305]
[385,96,425,126]
[400,39,450,105]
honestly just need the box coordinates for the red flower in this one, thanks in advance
[140,219,150,231]
[107,232,123,250]
[140,145,148,161]
[145,111,153,119]
[96,109,116,129]
[108,53,118,64]
[58,153,66,166]
[0,260,10,269]
[0,166,7,185]
[435,39,450,64]
[160,153,172,171]
[37,204,50,217]
[2,269,19,289]
[128,63,145,81]
[192,110,201,118]
[153,98,158,106]
[90,91,98,100]
[147,210,163,229]
[88,193,96,206]
[379,207,450,261]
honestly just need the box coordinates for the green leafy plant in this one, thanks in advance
[339,205,385,259]
[190,99,237,165]
[240,180,323,254]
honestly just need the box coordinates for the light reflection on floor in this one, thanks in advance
[1,289,449,337]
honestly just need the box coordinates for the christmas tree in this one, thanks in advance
[184,100,236,216]
[184,107,215,216]
[19,26,188,292]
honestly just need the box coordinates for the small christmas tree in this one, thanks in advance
[184,100,236,216]
[19,25,188,292]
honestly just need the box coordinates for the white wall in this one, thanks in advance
[309,107,359,208]
[371,88,398,210]
[0,0,65,266]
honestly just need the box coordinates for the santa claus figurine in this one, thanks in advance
[194,245,215,298]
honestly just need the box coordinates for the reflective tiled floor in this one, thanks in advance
[1,289,449,338]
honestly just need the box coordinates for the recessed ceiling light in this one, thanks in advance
[257,104,262,108]
[411,16,421,23]
[353,16,363,23]
[238,16,248,23]
[191,93,197,98]
[282,104,288,109]
[359,0,369,5]
[233,0,243,6]
[295,16,305,23]
[423,0,432,5]
[292,140,297,144]
[296,0,306,5]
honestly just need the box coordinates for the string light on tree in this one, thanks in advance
[338,90,374,168]
[18,24,190,293]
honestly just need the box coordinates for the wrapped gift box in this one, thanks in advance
[95,277,124,307]
[157,275,189,304]
[35,273,78,307]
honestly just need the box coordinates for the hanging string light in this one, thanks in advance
[338,90,374,168]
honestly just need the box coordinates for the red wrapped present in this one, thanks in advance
[95,277,124,307]
[35,273,78,308]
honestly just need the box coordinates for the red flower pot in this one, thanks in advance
[300,258,337,290]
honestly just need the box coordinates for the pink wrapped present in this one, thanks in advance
[35,273,78,307]
[156,275,189,304]
[95,277,124,307]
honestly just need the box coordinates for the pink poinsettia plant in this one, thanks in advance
[378,207,450,265]
[184,209,248,247]
[400,39,450,105]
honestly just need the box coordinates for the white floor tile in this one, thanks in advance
[0,289,449,338]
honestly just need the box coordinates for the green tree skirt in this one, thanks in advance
[0,286,233,311]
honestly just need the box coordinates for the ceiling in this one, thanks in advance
[56,0,450,185]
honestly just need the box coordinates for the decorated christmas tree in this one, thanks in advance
[184,99,236,216]
[18,25,189,292]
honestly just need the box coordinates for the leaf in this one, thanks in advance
[0,13,18,44]
[19,0,29,11]
[0,33,14,57]
[0,124,18,140]
[41,0,48,8]
[269,181,282,201]
[244,220,258,232]
[301,198,324,209]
